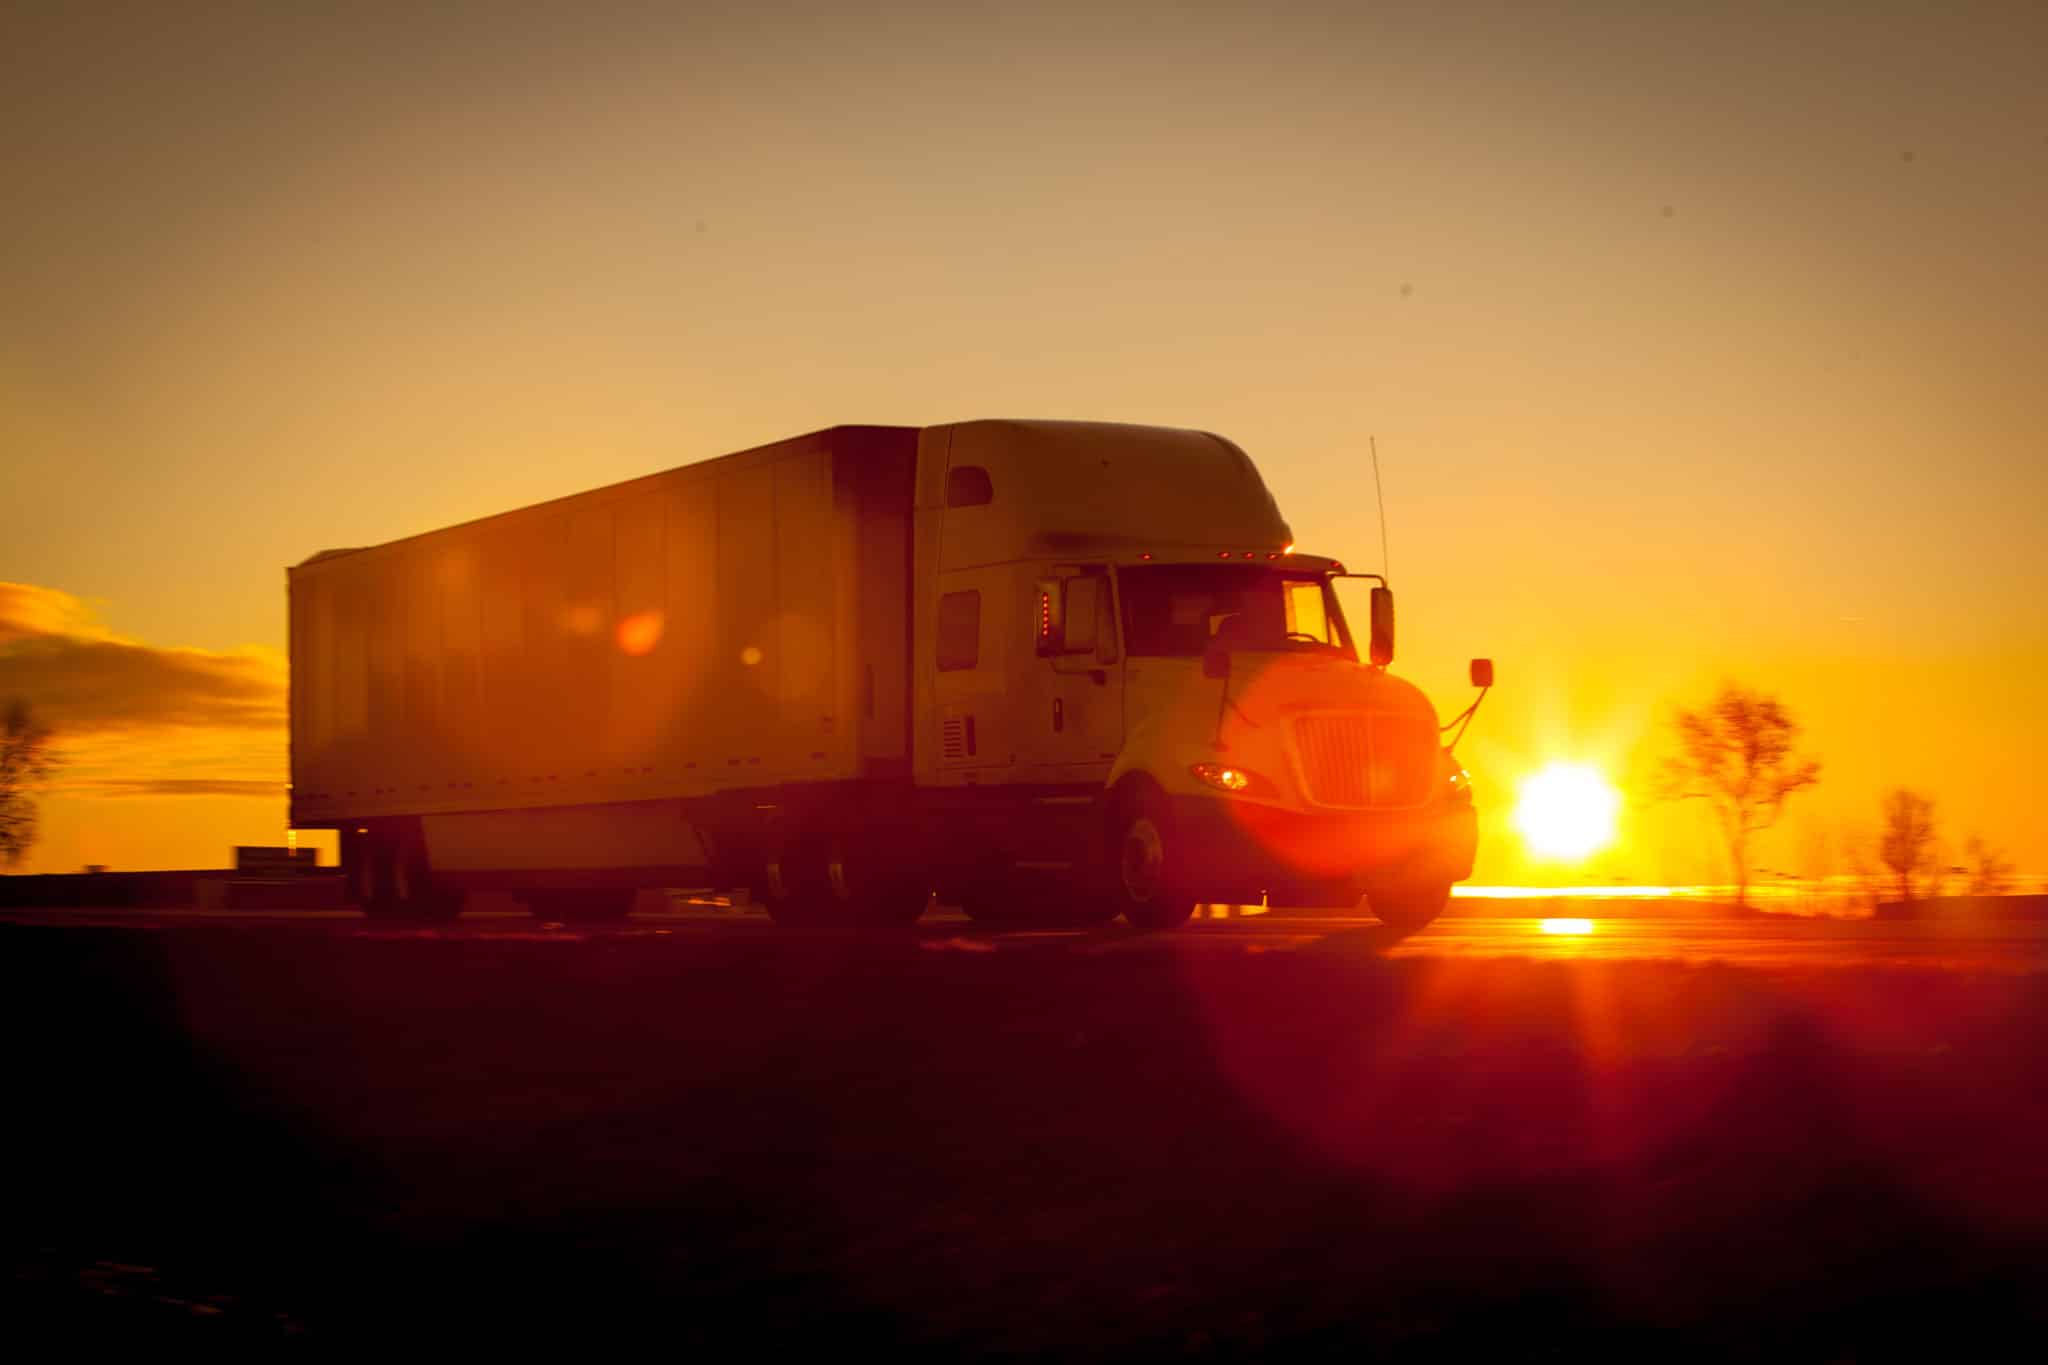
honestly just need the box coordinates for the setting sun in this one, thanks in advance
[1514,763,1620,861]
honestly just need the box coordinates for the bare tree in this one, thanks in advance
[0,700,57,869]
[1964,835,2015,897]
[1657,683,1822,911]
[1878,789,1938,905]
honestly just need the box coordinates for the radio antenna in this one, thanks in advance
[1369,435,1390,582]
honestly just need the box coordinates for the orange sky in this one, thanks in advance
[4,2,2044,882]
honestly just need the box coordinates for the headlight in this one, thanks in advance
[1190,762,1277,797]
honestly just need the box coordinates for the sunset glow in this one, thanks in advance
[0,5,2041,883]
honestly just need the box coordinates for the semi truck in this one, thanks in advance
[288,419,1490,931]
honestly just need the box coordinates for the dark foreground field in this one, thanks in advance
[6,915,2046,1355]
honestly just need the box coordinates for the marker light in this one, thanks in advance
[1189,762,1278,797]
[1038,590,1053,643]
[1190,762,1251,792]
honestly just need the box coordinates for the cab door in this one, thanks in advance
[1017,566,1124,785]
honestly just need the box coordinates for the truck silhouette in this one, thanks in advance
[288,420,1489,930]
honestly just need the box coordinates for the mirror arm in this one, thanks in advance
[1441,685,1489,755]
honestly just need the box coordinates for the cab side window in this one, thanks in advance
[946,466,993,507]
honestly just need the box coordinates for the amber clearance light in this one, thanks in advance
[1190,762,1275,797]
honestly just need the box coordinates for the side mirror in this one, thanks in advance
[1203,638,1231,680]
[1470,658,1494,688]
[1369,586,1395,667]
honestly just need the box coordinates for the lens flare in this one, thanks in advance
[615,611,664,656]
[1514,763,1619,860]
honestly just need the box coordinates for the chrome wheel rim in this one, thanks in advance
[1121,817,1165,904]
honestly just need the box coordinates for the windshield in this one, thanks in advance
[1117,564,1353,659]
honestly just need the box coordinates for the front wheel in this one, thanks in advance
[1367,880,1451,935]
[1105,787,1196,932]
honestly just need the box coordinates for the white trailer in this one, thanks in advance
[290,420,1488,929]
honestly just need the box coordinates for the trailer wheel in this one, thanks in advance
[1366,879,1450,935]
[1107,786,1196,931]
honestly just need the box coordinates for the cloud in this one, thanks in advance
[68,778,286,799]
[0,582,285,734]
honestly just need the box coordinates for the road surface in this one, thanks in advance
[2,897,2044,972]
[4,898,2044,1352]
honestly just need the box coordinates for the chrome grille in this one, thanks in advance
[1292,711,1436,809]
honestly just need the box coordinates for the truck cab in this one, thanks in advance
[907,420,1480,931]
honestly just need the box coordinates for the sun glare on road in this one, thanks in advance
[1539,918,1596,935]
[1515,763,1620,860]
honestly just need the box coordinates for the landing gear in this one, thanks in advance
[763,830,929,929]
[353,825,463,924]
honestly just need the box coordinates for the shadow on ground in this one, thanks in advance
[3,922,2044,1353]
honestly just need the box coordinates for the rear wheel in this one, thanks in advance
[1367,879,1450,934]
[1105,786,1196,932]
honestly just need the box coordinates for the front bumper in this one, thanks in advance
[1167,793,1476,899]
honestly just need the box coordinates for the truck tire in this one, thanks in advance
[1106,786,1196,931]
[1367,880,1450,934]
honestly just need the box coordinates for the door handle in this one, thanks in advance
[1053,698,1064,732]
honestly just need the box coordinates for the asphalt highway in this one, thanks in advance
[2,898,2043,973]
[5,897,2045,1353]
